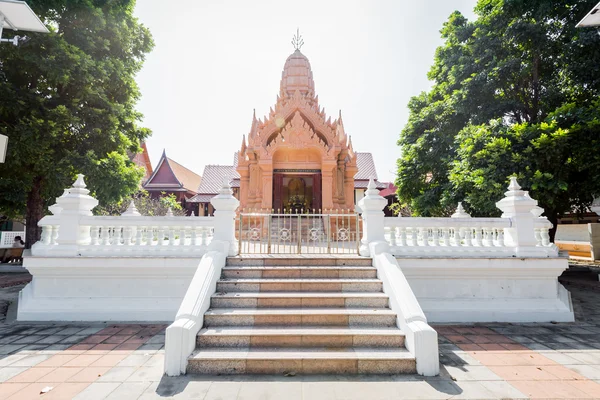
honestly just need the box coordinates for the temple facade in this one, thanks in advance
[237,49,369,212]
[189,47,385,215]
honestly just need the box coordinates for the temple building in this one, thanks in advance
[189,45,385,214]
[143,149,202,213]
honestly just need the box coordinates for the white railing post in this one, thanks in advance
[210,180,240,256]
[496,177,551,257]
[357,177,388,256]
[36,175,98,256]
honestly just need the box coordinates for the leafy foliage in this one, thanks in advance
[94,191,186,217]
[396,0,600,235]
[0,0,154,246]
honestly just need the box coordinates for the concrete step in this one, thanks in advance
[222,266,377,279]
[197,327,405,348]
[226,257,373,267]
[216,278,382,293]
[187,347,416,374]
[211,292,389,308]
[204,308,396,327]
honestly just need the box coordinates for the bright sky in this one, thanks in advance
[133,0,477,183]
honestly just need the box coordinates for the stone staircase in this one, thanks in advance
[187,257,416,375]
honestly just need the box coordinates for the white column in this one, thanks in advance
[357,177,388,256]
[210,180,240,256]
[496,177,550,257]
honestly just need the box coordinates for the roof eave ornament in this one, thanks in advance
[292,28,304,51]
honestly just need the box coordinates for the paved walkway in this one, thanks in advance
[0,275,599,398]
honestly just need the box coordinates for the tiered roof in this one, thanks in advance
[143,150,202,194]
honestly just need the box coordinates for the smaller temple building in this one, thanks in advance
[143,150,202,214]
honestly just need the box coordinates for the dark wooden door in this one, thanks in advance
[312,173,322,212]
[273,174,284,212]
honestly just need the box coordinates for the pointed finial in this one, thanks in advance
[73,174,86,189]
[218,178,233,195]
[291,28,304,51]
[451,202,471,218]
[191,211,196,217]
[122,200,141,217]
[166,207,173,217]
[508,176,521,191]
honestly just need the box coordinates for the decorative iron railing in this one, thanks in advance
[238,209,360,254]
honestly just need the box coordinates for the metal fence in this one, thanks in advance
[238,210,360,254]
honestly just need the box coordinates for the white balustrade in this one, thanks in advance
[35,215,214,257]
[385,217,513,256]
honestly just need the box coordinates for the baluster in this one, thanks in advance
[497,228,505,247]
[534,228,542,246]
[181,228,189,246]
[541,228,550,246]
[420,228,429,246]
[464,228,472,247]
[135,227,143,245]
[122,226,132,246]
[410,227,418,246]
[398,227,407,246]
[442,228,450,246]
[101,227,110,245]
[432,228,439,246]
[168,227,175,246]
[191,227,198,246]
[49,226,58,245]
[201,227,208,246]
[157,228,165,246]
[146,227,154,246]
[114,226,123,245]
[484,228,494,246]
[474,227,482,246]
[389,227,397,247]
[41,226,51,245]
[91,226,100,245]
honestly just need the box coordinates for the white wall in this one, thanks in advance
[555,224,589,242]
[18,257,199,321]
[398,257,573,323]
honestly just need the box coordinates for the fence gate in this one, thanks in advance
[238,211,360,254]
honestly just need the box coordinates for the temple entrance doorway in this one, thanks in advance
[273,171,322,213]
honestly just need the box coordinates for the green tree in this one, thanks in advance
[396,0,600,239]
[0,0,153,247]
[94,191,186,217]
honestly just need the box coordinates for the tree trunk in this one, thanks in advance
[547,210,558,243]
[25,176,44,249]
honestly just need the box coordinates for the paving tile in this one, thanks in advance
[88,343,120,353]
[125,365,164,382]
[80,335,111,344]
[55,327,87,336]
[73,382,120,400]
[7,366,55,382]
[103,335,132,345]
[60,334,89,344]
[563,364,600,380]
[488,365,562,381]
[0,335,24,344]
[0,353,27,367]
[143,354,164,368]
[37,335,67,345]
[117,353,152,367]
[90,354,130,368]
[0,344,26,354]
[97,366,138,382]
[567,380,600,398]
[36,327,65,335]
[0,366,27,382]
[98,326,126,335]
[105,381,152,399]
[63,354,103,367]
[67,366,111,382]
[38,366,84,382]
[9,353,52,367]
[6,381,61,400]
[510,380,594,399]
[478,380,528,399]
[238,381,302,400]
[145,334,165,344]
[0,382,29,398]
[443,365,502,381]
[76,327,104,336]
[203,380,242,400]
[42,382,90,400]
